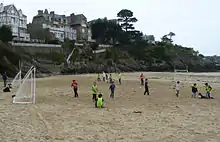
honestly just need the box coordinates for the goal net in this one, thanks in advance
[12,66,36,104]
[10,70,22,89]
[173,69,191,84]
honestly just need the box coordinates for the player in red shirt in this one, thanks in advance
[140,73,145,85]
[71,80,78,97]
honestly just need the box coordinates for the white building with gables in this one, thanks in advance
[0,3,30,41]
[32,9,77,42]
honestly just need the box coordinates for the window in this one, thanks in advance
[82,28,85,33]
[12,17,15,24]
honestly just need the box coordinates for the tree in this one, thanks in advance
[117,9,137,32]
[91,18,107,43]
[91,18,122,45]
[105,20,122,45]
[161,35,172,43]
[130,30,143,42]
[0,25,13,42]
[168,32,175,41]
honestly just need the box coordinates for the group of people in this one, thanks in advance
[174,81,214,99]
[71,72,118,108]
[140,73,150,96]
[70,72,215,109]
[97,72,122,85]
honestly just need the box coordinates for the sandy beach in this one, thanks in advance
[0,72,220,142]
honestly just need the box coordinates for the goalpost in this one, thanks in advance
[12,66,36,104]
[173,65,191,84]
[10,60,22,88]
[10,70,22,87]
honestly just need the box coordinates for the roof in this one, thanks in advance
[71,14,87,25]
[3,4,12,11]
[1,4,27,17]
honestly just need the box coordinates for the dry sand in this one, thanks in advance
[0,72,220,142]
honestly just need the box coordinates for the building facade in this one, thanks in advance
[143,35,155,44]
[69,14,88,41]
[0,3,30,41]
[87,23,95,43]
[32,9,77,42]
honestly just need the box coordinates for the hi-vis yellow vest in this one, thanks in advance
[92,85,97,94]
[97,98,103,107]
[206,86,212,93]
[118,74,121,79]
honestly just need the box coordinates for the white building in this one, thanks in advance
[143,35,155,44]
[0,3,30,41]
[33,10,77,42]
[42,23,76,41]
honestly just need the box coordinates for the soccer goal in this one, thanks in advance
[173,68,191,84]
[10,70,22,87]
[12,66,36,104]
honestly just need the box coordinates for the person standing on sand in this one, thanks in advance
[144,78,150,95]
[109,81,116,99]
[118,72,122,85]
[109,74,113,83]
[140,73,145,86]
[174,81,180,97]
[1,71,7,88]
[97,73,101,81]
[71,80,78,97]
[205,83,212,99]
[92,81,98,102]
[105,73,109,83]
[102,72,106,82]
[191,83,198,98]
[95,94,104,108]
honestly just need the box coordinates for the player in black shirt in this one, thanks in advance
[191,83,198,98]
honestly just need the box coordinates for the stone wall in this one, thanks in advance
[10,43,63,54]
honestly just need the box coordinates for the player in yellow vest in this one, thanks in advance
[205,83,212,99]
[97,73,101,81]
[96,94,104,108]
[118,72,122,84]
[92,81,98,102]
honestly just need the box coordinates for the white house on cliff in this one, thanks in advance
[0,3,30,41]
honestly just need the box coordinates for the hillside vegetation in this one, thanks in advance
[0,9,218,77]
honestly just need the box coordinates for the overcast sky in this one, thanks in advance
[5,0,220,55]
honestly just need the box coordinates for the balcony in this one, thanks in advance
[19,32,26,38]
[19,24,27,29]
[12,32,18,37]
[42,24,64,32]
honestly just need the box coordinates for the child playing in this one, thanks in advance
[144,78,149,95]
[118,72,122,85]
[109,74,113,83]
[92,81,98,102]
[95,94,104,108]
[205,83,212,99]
[109,81,116,99]
[102,72,106,82]
[97,73,101,81]
[106,73,109,83]
[174,81,180,97]
[198,93,214,99]
[71,80,78,97]
[3,83,12,92]
[191,83,198,98]
[140,73,145,86]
